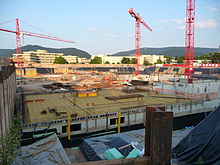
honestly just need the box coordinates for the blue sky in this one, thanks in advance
[0,0,219,55]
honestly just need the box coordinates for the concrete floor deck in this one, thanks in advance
[24,89,190,124]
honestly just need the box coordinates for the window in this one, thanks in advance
[62,123,81,133]
[121,117,125,123]
[178,84,184,87]
[62,125,67,133]
[110,117,125,125]
[70,123,81,131]
[110,118,117,125]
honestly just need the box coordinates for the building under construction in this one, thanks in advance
[1,56,220,164]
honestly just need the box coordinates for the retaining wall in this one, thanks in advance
[0,57,16,137]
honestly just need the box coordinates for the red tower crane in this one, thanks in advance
[184,0,195,83]
[0,18,74,77]
[128,8,152,75]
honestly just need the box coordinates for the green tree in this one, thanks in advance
[210,52,220,63]
[155,58,163,64]
[117,62,120,64]
[144,60,152,65]
[202,60,208,64]
[54,56,68,64]
[196,54,211,60]
[164,55,172,64]
[130,58,136,64]
[90,56,102,64]
[121,57,131,64]
[175,56,184,64]
[105,61,110,64]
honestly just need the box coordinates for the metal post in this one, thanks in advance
[67,115,71,140]
[117,112,121,133]
[145,106,173,165]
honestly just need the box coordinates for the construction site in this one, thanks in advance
[1,0,220,165]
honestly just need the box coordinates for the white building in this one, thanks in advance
[91,54,134,64]
[140,55,166,64]
[78,57,90,64]
[13,50,89,64]
[63,55,78,63]
[91,54,166,64]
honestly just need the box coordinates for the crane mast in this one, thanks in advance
[128,8,152,75]
[184,0,195,83]
[0,18,74,78]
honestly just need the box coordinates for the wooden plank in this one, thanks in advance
[68,156,150,165]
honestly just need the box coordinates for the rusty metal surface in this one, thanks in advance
[150,111,173,165]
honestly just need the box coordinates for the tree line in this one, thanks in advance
[53,52,220,64]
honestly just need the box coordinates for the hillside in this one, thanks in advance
[0,45,91,58]
[112,47,219,57]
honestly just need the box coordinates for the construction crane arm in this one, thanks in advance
[141,21,152,31]
[128,8,152,32]
[0,28,17,34]
[128,8,139,20]
[0,28,75,44]
[21,31,75,44]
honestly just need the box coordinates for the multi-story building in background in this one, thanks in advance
[91,54,134,64]
[13,50,63,64]
[78,57,90,64]
[140,55,166,64]
[62,55,79,63]
[13,50,89,64]
[91,54,166,64]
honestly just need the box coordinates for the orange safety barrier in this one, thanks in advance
[24,100,34,102]
[24,99,44,103]
[35,99,44,102]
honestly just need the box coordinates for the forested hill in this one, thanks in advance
[112,47,219,57]
[0,45,91,58]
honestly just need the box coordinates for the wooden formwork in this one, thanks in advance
[0,63,16,137]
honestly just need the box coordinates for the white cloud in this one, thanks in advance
[156,27,164,30]
[176,26,185,30]
[104,34,118,38]
[205,6,219,12]
[169,18,185,25]
[161,31,177,35]
[210,7,219,12]
[196,19,218,29]
[166,18,218,29]
[85,27,98,31]
[127,34,134,38]
[197,14,203,19]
